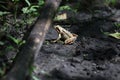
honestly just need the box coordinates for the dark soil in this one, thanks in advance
[33,10,120,80]
[0,3,120,80]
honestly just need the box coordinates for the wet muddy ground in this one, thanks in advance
[33,13,120,80]
[0,5,120,80]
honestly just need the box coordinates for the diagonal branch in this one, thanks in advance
[2,0,62,80]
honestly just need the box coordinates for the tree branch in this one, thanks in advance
[2,0,62,80]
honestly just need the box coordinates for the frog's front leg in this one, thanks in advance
[52,34,61,42]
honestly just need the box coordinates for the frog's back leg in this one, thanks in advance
[65,37,77,44]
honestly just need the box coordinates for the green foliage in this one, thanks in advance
[104,32,120,39]
[11,0,20,22]
[12,0,19,2]
[22,5,39,14]
[22,0,39,14]
[0,64,6,77]
[29,65,40,80]
[0,41,4,46]
[59,5,71,11]
[108,32,120,39]
[59,5,77,12]
[114,23,120,28]
[0,11,9,16]
[5,45,15,51]
[25,0,31,6]
[29,65,35,75]
[32,76,40,80]
[22,0,44,15]
[0,68,4,76]
[0,0,42,78]
[38,0,44,6]
[105,0,117,6]
[7,35,26,47]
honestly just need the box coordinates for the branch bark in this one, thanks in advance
[2,0,62,80]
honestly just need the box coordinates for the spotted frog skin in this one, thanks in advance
[53,25,78,44]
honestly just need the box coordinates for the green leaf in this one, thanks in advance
[109,32,120,39]
[7,35,20,45]
[22,5,39,14]
[12,0,19,2]
[38,0,44,6]
[0,68,5,76]
[114,23,120,28]
[22,7,29,13]
[104,32,120,39]
[54,13,67,20]
[59,5,71,11]
[105,0,117,6]
[25,0,31,6]
[7,35,25,47]
[32,76,40,80]
[6,46,15,51]
[0,41,4,45]
[0,11,9,16]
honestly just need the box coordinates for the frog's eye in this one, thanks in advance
[55,27,61,32]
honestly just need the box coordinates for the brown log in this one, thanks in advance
[1,0,62,80]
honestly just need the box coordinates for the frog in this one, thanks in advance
[53,25,78,44]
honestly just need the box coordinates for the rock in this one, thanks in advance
[45,27,58,40]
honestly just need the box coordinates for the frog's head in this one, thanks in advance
[54,25,62,33]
